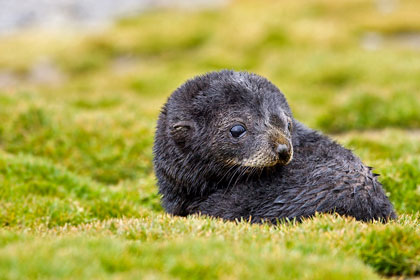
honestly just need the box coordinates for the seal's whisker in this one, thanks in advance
[225,166,242,193]
[231,166,250,190]
[245,166,257,183]
[216,164,238,186]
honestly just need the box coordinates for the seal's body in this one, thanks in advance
[153,70,396,222]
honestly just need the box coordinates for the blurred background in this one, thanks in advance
[0,0,419,128]
[0,0,419,222]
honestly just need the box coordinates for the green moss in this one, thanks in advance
[318,92,420,132]
[0,152,153,227]
[0,215,378,279]
[0,106,153,184]
[72,98,121,109]
[379,159,420,213]
[357,225,420,275]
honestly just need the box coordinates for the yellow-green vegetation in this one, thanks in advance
[0,0,419,278]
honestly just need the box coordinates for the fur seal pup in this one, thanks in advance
[153,70,396,223]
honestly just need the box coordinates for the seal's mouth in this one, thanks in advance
[227,142,293,168]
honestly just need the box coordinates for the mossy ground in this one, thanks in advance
[0,0,419,278]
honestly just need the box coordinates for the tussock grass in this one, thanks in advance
[0,214,419,278]
[0,152,158,228]
[0,0,419,278]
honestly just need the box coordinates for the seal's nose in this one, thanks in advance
[276,143,292,165]
[276,143,289,157]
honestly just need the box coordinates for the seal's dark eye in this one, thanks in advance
[287,121,292,131]
[230,125,246,138]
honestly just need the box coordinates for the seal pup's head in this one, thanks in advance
[154,70,294,186]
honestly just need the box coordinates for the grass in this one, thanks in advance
[0,0,419,278]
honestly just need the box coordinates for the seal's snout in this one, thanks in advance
[276,144,289,157]
[276,142,293,165]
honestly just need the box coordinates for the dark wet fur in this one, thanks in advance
[153,70,397,223]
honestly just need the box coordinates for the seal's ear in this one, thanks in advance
[170,121,194,146]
